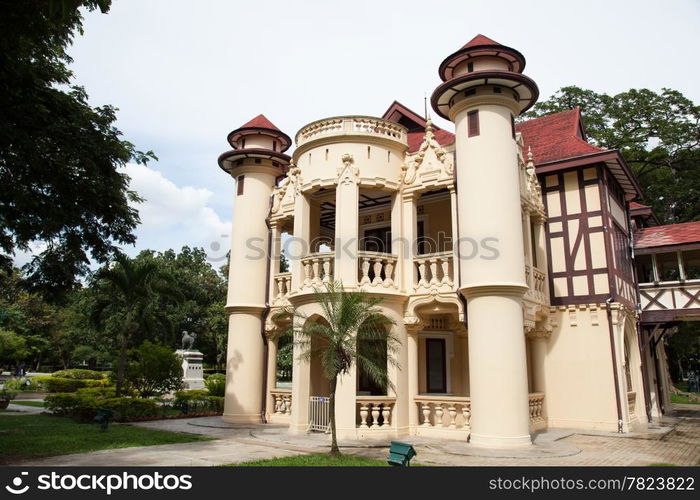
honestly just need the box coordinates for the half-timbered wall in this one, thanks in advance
[601,169,637,309]
[542,166,609,305]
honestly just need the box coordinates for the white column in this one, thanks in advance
[265,336,278,420]
[224,168,277,424]
[454,102,531,447]
[289,314,310,433]
[407,328,419,432]
[334,175,359,288]
[290,192,310,290]
[401,192,417,291]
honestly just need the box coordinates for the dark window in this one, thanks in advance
[511,114,516,139]
[236,175,245,196]
[362,226,391,253]
[467,62,474,72]
[426,338,447,393]
[241,138,246,148]
[467,110,479,137]
[635,254,654,283]
[683,250,700,280]
[657,252,680,281]
[417,219,427,255]
[493,87,502,93]
[272,141,277,152]
[465,88,476,97]
[358,336,387,395]
[529,219,538,268]
[254,158,261,164]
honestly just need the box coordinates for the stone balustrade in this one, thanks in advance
[528,392,545,426]
[270,389,292,417]
[273,272,292,304]
[295,116,407,148]
[414,252,454,292]
[525,265,548,303]
[300,252,334,289]
[414,396,471,431]
[358,251,398,289]
[356,396,395,429]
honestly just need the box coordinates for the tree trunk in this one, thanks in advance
[329,376,340,456]
[115,335,128,396]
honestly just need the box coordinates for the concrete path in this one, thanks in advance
[13,404,700,467]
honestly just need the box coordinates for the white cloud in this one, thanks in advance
[123,163,231,263]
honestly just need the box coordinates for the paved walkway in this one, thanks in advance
[16,404,700,467]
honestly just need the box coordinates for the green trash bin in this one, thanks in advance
[94,408,113,432]
[387,441,416,467]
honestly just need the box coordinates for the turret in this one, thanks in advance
[218,114,290,423]
[432,35,539,447]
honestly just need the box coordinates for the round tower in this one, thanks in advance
[218,114,290,423]
[431,35,539,447]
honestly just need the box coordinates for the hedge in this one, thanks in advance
[51,369,107,380]
[33,376,110,393]
[45,388,223,422]
[204,374,225,397]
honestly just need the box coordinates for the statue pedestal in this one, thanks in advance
[175,349,205,390]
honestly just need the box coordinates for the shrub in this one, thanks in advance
[204,373,225,397]
[101,397,159,421]
[174,390,222,413]
[52,369,106,380]
[125,341,183,397]
[2,377,35,392]
[34,376,110,393]
[0,388,18,402]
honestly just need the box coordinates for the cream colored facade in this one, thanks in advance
[217,36,663,448]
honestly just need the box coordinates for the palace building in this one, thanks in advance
[217,35,700,447]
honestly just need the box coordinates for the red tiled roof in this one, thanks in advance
[407,129,455,153]
[630,201,650,210]
[238,114,282,132]
[516,108,606,165]
[634,221,700,249]
[462,34,501,49]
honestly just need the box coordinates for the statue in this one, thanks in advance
[181,330,197,350]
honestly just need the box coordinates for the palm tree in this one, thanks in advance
[91,254,181,396]
[276,281,399,456]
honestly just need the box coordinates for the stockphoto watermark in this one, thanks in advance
[212,233,502,262]
[3,470,193,496]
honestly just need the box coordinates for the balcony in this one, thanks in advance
[272,272,292,305]
[299,252,334,291]
[413,252,455,293]
[639,280,700,323]
[358,251,398,290]
[295,116,407,149]
[414,395,471,437]
[524,264,548,304]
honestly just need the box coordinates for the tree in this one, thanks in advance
[124,341,183,398]
[0,0,155,300]
[277,281,399,456]
[523,86,700,224]
[90,254,181,395]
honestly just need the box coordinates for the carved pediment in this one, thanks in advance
[401,120,454,188]
[272,164,301,215]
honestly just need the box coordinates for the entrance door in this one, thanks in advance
[426,338,447,393]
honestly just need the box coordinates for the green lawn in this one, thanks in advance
[10,400,44,407]
[671,393,700,404]
[0,414,210,464]
[233,453,391,467]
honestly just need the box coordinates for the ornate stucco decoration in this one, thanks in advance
[337,153,359,185]
[271,163,301,218]
[400,120,454,191]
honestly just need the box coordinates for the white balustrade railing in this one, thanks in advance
[414,252,454,291]
[356,396,395,429]
[273,272,292,303]
[300,252,334,289]
[270,389,292,417]
[295,116,407,147]
[414,396,471,430]
[528,392,545,424]
[358,251,398,289]
[525,265,547,303]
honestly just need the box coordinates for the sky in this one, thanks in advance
[17,0,699,267]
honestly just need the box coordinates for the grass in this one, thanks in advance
[10,400,44,408]
[232,453,391,467]
[671,393,700,404]
[0,413,211,464]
